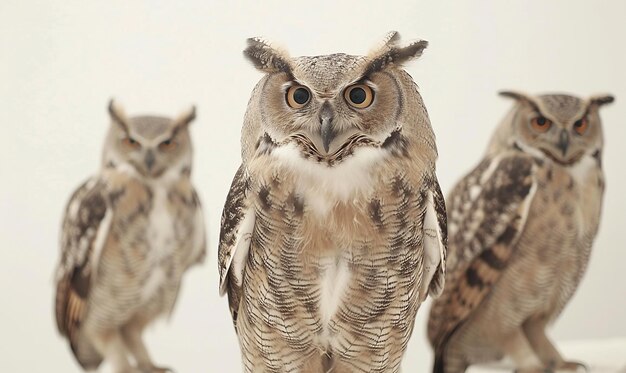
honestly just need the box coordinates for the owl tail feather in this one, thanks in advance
[433,354,445,373]
[432,347,468,373]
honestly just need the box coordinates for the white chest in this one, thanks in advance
[140,185,176,302]
[318,253,351,343]
[568,155,597,186]
[272,143,386,216]
[565,155,603,236]
[146,185,176,262]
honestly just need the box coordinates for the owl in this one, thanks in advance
[218,31,447,373]
[427,91,614,373]
[54,100,206,373]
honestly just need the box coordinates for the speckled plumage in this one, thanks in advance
[218,32,447,372]
[55,101,205,373]
[427,91,614,373]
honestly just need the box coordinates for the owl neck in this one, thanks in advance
[101,160,192,184]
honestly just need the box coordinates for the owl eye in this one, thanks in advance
[573,117,589,135]
[122,137,141,149]
[530,116,552,133]
[158,138,177,151]
[344,84,374,109]
[286,85,311,108]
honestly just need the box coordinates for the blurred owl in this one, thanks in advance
[427,91,614,373]
[55,100,206,373]
[218,32,447,372]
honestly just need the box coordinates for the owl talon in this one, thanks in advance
[138,366,174,373]
[513,368,553,373]
[153,367,175,373]
[136,361,175,373]
[557,361,588,372]
[118,368,143,373]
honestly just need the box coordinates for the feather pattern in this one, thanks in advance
[422,180,448,300]
[55,177,109,369]
[55,169,205,370]
[428,154,537,369]
[220,149,446,372]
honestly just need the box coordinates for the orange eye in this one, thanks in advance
[286,85,311,108]
[122,137,141,149]
[158,138,177,151]
[530,116,552,133]
[573,117,589,135]
[344,84,374,109]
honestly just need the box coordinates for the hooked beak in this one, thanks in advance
[319,102,335,153]
[144,150,156,171]
[557,130,570,156]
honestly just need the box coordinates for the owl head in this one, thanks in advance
[103,100,196,178]
[240,31,436,170]
[490,91,614,165]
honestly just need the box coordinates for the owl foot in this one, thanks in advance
[137,364,174,373]
[117,368,143,373]
[555,361,588,372]
[514,367,552,373]
[515,361,588,373]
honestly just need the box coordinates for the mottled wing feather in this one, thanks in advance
[218,165,255,327]
[421,178,448,300]
[55,178,109,361]
[427,155,537,358]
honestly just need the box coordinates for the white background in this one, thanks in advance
[1,0,624,371]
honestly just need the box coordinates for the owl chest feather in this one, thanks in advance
[139,185,174,299]
[84,171,188,325]
[458,155,604,339]
[247,159,427,351]
[147,186,176,258]
[317,253,352,341]
[509,156,603,313]
[532,156,603,248]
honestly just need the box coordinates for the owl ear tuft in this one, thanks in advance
[498,90,541,111]
[498,90,533,102]
[589,94,615,108]
[244,37,292,74]
[108,99,130,132]
[174,105,197,128]
[364,31,428,75]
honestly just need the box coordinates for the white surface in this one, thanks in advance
[1,0,625,372]
[468,338,626,373]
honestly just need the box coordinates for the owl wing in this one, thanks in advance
[427,154,537,360]
[218,165,255,327]
[419,178,448,301]
[55,177,112,346]
[187,188,207,268]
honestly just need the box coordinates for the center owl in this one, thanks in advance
[218,32,447,373]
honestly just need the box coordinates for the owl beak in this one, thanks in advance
[319,103,336,153]
[321,118,335,153]
[557,130,570,156]
[145,150,156,171]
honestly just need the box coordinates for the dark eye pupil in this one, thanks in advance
[129,138,136,144]
[293,88,310,105]
[349,87,367,104]
[575,120,583,127]
[536,117,546,126]
[163,140,171,145]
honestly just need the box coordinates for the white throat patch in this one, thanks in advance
[272,143,386,215]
